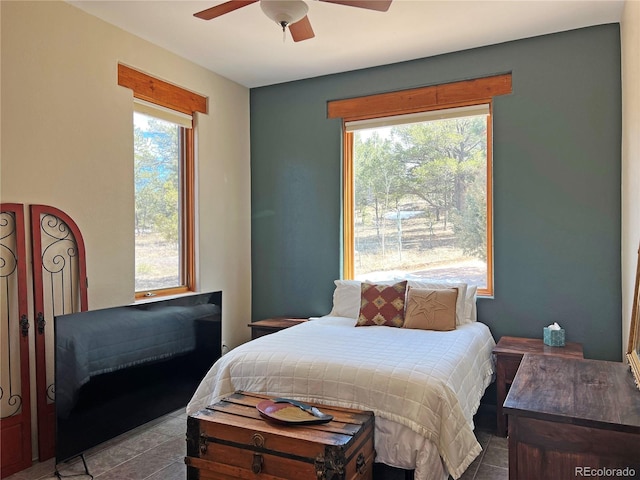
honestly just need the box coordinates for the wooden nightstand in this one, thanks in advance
[248,317,307,340]
[492,336,584,437]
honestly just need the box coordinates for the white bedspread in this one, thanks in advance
[187,316,495,479]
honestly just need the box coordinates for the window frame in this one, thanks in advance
[328,74,512,297]
[118,64,207,298]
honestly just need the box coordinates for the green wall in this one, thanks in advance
[250,24,622,361]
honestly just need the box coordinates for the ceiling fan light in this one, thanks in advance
[260,0,308,26]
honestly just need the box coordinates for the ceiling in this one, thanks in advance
[68,0,625,88]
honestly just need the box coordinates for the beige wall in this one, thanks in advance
[1,0,252,410]
[2,0,251,460]
[622,0,640,357]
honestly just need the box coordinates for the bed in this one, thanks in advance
[187,280,496,480]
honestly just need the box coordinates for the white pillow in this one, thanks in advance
[328,280,361,319]
[464,285,478,324]
[329,279,477,325]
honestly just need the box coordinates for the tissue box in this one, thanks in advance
[543,327,565,347]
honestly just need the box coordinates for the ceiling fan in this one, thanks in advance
[193,0,393,42]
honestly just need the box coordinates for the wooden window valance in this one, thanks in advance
[327,73,512,121]
[117,63,208,116]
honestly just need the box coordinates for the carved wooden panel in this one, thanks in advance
[30,205,88,461]
[0,204,32,477]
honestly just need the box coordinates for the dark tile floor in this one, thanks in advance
[6,409,507,480]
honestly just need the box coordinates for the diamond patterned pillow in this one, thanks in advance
[402,287,458,331]
[356,281,408,327]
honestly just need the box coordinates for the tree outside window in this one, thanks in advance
[351,112,489,289]
[134,112,182,292]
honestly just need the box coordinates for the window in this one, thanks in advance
[348,105,491,290]
[117,64,207,298]
[328,74,512,296]
[133,105,186,292]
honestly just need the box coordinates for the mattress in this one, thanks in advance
[187,316,495,479]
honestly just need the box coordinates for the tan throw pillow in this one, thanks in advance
[403,287,458,331]
[356,281,408,327]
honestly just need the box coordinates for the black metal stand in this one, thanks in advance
[54,453,93,479]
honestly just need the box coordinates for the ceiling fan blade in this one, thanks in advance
[194,0,258,20]
[319,0,392,12]
[289,15,315,42]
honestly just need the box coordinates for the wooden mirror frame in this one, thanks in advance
[627,243,640,391]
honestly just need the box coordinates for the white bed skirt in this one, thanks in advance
[374,416,449,480]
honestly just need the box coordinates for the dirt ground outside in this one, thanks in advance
[135,231,180,292]
[135,209,487,291]
[353,209,487,287]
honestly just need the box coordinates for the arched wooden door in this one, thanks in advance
[0,204,32,477]
[30,205,88,461]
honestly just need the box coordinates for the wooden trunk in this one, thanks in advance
[185,391,375,480]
